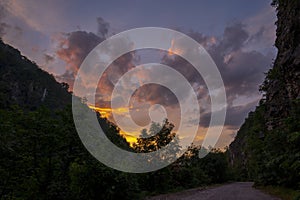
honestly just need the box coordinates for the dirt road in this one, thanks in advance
[147,182,281,200]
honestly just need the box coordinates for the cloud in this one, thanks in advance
[0,0,277,148]
[95,22,274,136]
[221,50,272,100]
[131,84,179,107]
[219,23,249,53]
[158,22,274,131]
[0,2,23,50]
[11,11,273,146]
[55,70,75,86]
[56,31,104,72]
[0,22,10,37]
[95,52,136,104]
[161,23,266,105]
[2,0,66,33]
[188,31,217,49]
[2,0,43,32]
[43,54,54,64]
[207,24,274,108]
[0,3,11,37]
[40,18,276,143]
[97,17,109,38]
[55,31,104,88]
[243,6,277,53]
[203,23,272,104]
[200,100,258,128]
[55,18,135,93]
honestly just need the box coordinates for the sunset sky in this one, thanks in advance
[0,0,277,148]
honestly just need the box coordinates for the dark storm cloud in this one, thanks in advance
[188,31,215,49]
[162,55,200,85]
[97,17,109,38]
[200,100,258,128]
[218,23,249,53]
[55,31,104,88]
[95,51,136,106]
[131,84,179,107]
[56,31,104,72]
[159,23,273,128]
[121,23,272,122]
[54,19,273,130]
[55,15,112,72]
[162,23,272,105]
[55,17,135,93]
[208,23,272,105]
[221,50,271,101]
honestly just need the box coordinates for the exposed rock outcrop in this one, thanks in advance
[229,0,300,187]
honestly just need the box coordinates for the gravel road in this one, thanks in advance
[146,182,281,200]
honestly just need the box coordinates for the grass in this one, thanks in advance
[256,185,300,200]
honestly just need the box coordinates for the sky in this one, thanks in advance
[0,0,278,148]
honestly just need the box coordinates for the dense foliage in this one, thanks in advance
[0,106,139,199]
[0,39,71,110]
[0,39,230,199]
[230,100,300,189]
[0,105,231,199]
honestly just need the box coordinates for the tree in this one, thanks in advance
[133,119,181,159]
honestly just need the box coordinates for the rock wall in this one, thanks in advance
[229,0,300,184]
[263,0,300,130]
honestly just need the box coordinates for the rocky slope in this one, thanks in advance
[229,0,300,188]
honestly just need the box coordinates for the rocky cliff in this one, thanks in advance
[263,0,300,129]
[229,0,300,188]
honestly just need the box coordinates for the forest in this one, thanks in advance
[1,0,300,199]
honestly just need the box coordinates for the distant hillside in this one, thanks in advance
[0,39,71,110]
[229,0,300,188]
[0,38,138,199]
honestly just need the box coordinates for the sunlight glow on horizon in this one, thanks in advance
[88,104,138,145]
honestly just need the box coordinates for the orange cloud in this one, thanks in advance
[88,104,138,146]
[168,39,183,56]
[120,130,137,146]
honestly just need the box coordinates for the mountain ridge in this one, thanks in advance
[0,38,71,110]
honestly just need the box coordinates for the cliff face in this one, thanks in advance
[229,0,300,187]
[263,0,300,130]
